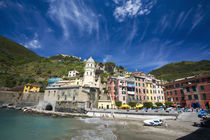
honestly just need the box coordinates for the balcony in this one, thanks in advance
[127,84,135,87]
[127,91,135,95]
[119,83,127,86]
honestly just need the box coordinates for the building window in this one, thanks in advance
[176,97,178,101]
[180,89,184,94]
[136,83,137,86]
[174,90,177,95]
[200,86,204,90]
[182,97,185,101]
[150,90,152,94]
[143,89,145,94]
[57,95,60,100]
[188,95,192,100]
[64,95,67,100]
[147,89,148,93]
[167,92,169,96]
[143,83,145,87]
[139,83,140,87]
[147,96,149,100]
[162,96,164,100]
[192,86,196,92]
[194,94,198,100]
[154,97,156,100]
[144,96,145,100]
[135,78,137,81]
[151,96,153,100]
[139,89,141,93]
[136,88,138,93]
[140,96,142,100]
[186,87,190,92]
[136,95,138,100]
[123,96,125,101]
[203,94,206,100]
[170,91,172,95]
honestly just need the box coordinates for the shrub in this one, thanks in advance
[155,102,163,107]
[143,102,153,108]
[128,101,137,107]
[115,101,122,107]
[165,101,173,107]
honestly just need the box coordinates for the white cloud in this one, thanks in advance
[25,39,41,49]
[48,0,99,38]
[103,55,112,63]
[24,33,41,49]
[0,1,6,8]
[113,0,156,22]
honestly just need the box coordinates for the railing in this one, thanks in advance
[127,91,135,95]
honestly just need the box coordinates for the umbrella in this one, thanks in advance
[135,104,143,108]
[120,104,131,109]
[153,104,157,107]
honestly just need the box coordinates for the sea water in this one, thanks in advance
[0,109,117,140]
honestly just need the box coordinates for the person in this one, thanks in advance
[164,122,168,128]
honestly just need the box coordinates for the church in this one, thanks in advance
[40,57,101,112]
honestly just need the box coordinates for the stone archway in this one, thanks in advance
[45,104,53,111]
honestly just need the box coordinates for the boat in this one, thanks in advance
[143,119,163,126]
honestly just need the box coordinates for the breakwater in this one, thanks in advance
[0,90,43,107]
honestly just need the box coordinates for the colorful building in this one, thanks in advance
[163,74,210,109]
[23,83,41,93]
[107,71,165,105]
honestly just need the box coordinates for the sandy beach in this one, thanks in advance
[108,112,210,140]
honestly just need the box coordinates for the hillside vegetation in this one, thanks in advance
[0,35,85,88]
[150,60,210,81]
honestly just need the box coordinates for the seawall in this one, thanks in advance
[0,90,44,107]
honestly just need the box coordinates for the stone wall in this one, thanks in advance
[0,90,44,107]
[44,86,100,110]
[0,91,22,105]
[55,101,87,113]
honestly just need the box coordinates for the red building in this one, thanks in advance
[164,74,210,109]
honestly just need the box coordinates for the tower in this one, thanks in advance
[83,57,96,86]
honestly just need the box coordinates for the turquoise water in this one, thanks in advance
[0,109,117,140]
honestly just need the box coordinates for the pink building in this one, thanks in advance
[133,71,148,103]
[107,77,135,105]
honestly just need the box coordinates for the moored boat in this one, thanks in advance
[143,119,163,126]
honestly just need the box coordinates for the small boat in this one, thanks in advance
[144,119,163,126]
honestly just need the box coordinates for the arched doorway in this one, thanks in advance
[45,104,53,111]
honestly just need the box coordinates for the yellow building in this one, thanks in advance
[23,83,41,93]
[146,80,154,103]
[98,100,115,109]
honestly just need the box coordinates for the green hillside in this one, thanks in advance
[0,35,85,88]
[149,60,210,81]
[0,35,41,70]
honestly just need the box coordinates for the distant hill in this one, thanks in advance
[0,35,84,88]
[0,35,41,69]
[149,60,210,81]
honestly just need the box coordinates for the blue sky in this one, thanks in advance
[0,0,210,73]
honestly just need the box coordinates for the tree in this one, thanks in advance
[105,62,116,73]
[155,102,163,107]
[143,102,153,108]
[128,101,137,107]
[165,101,173,107]
[104,89,108,93]
[115,101,122,107]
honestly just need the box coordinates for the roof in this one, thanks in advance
[87,56,95,63]
[26,83,42,87]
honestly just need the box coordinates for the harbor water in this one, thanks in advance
[0,109,117,140]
